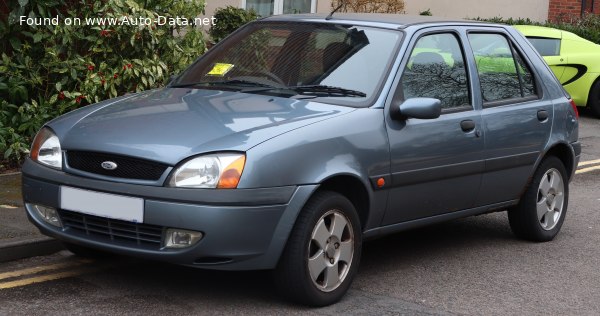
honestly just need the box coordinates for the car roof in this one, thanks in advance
[514,24,597,44]
[514,25,563,39]
[262,13,491,29]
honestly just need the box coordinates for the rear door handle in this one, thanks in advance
[460,120,475,132]
[537,110,549,121]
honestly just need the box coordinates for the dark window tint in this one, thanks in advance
[468,33,536,103]
[401,33,470,109]
[527,37,561,56]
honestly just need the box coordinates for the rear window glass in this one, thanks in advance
[468,33,537,103]
[526,37,561,56]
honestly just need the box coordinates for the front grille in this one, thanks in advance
[59,210,163,250]
[66,151,168,181]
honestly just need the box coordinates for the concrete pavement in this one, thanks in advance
[0,173,63,262]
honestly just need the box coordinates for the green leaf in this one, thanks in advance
[33,33,43,43]
[141,76,147,87]
[71,69,77,80]
[18,122,30,132]
[4,147,13,159]
[55,82,62,92]
[9,38,21,51]
[37,4,47,18]
[18,0,29,7]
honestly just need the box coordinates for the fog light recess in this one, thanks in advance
[164,228,203,249]
[30,204,62,227]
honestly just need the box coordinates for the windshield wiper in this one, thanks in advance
[170,79,276,89]
[242,85,367,98]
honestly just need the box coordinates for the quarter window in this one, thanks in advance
[401,33,471,109]
[527,37,561,56]
[468,33,537,103]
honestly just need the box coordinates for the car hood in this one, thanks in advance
[48,88,354,165]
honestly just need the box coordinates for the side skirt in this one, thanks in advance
[362,200,519,240]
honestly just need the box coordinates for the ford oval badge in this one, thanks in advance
[101,161,118,170]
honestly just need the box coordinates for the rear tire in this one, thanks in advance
[508,156,568,242]
[274,191,362,306]
[589,79,600,118]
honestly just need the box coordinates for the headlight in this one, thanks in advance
[169,153,245,189]
[30,127,62,169]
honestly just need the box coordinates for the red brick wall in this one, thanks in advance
[549,0,600,22]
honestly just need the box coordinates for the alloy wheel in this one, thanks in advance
[537,168,565,230]
[307,209,354,292]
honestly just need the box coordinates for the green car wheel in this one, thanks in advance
[590,80,600,118]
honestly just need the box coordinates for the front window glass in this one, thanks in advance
[401,33,471,109]
[527,37,561,56]
[173,22,402,107]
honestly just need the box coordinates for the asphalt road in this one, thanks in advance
[0,111,598,315]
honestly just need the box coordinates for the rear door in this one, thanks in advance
[382,29,485,225]
[466,29,552,206]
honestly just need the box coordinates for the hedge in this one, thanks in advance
[0,0,208,169]
[475,14,600,44]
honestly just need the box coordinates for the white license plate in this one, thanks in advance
[60,186,144,223]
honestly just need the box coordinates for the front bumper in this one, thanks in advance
[22,158,317,270]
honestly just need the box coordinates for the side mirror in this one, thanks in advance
[393,98,442,120]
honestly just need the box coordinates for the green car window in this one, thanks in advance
[527,37,561,56]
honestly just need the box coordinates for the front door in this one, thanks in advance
[382,31,485,225]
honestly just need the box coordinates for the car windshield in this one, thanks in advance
[172,21,403,107]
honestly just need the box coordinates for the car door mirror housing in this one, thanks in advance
[393,98,442,120]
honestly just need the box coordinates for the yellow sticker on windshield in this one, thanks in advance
[207,63,234,76]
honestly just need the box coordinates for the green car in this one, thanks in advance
[515,25,600,117]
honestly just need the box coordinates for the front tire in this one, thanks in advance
[508,156,569,242]
[274,191,362,306]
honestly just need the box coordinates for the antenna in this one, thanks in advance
[326,1,345,20]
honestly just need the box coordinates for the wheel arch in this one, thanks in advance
[541,142,576,180]
[316,174,371,230]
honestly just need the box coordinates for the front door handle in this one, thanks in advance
[460,120,475,132]
[537,110,549,121]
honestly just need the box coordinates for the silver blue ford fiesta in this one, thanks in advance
[23,13,580,306]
